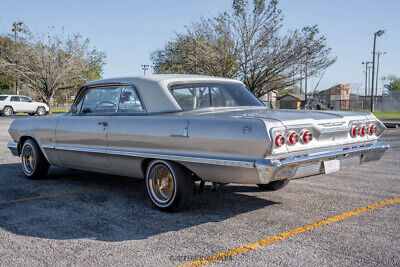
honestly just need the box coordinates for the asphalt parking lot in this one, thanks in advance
[0,116,399,266]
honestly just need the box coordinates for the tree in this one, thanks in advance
[383,75,400,91]
[0,36,15,94]
[152,0,336,97]
[0,26,106,111]
[152,17,238,78]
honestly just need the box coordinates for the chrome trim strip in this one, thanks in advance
[7,141,19,156]
[55,145,106,154]
[318,126,350,133]
[107,149,255,168]
[53,144,254,168]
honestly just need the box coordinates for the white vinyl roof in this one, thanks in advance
[85,74,244,112]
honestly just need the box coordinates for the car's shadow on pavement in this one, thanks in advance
[0,163,279,242]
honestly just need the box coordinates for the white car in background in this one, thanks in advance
[0,95,49,116]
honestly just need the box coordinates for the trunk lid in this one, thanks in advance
[179,107,370,125]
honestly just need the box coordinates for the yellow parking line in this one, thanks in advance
[180,197,400,266]
[0,184,114,205]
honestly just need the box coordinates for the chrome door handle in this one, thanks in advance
[98,122,108,127]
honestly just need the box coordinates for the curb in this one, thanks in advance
[380,119,400,128]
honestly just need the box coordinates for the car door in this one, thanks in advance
[19,96,36,113]
[10,96,23,112]
[107,85,147,177]
[55,85,122,172]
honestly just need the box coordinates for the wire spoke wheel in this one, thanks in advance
[145,160,194,211]
[22,145,35,175]
[149,164,175,204]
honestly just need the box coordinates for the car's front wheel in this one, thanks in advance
[36,106,46,116]
[21,139,50,179]
[145,160,194,212]
[2,106,13,116]
[257,179,289,191]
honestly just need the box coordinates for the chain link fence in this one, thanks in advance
[376,91,400,112]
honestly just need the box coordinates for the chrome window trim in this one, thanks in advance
[69,83,147,116]
[168,82,264,111]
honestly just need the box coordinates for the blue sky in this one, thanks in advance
[1,0,399,94]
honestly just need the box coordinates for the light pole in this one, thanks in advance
[362,62,372,97]
[368,65,372,96]
[375,51,386,98]
[370,30,385,112]
[141,64,150,75]
[12,21,24,95]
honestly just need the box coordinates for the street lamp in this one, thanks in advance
[362,61,372,97]
[370,30,385,112]
[375,51,386,99]
[141,64,150,75]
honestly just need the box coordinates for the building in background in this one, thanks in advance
[278,93,305,109]
[259,90,278,108]
[315,84,350,110]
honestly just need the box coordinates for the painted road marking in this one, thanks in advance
[180,198,400,266]
[0,184,114,205]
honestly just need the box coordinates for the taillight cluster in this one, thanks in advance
[350,124,377,138]
[274,130,313,148]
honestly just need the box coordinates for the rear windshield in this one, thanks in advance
[171,83,263,110]
[0,96,7,101]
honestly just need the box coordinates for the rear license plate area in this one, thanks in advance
[323,159,340,174]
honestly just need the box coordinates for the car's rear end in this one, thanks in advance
[254,109,389,184]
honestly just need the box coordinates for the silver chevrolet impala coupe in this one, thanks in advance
[7,75,389,211]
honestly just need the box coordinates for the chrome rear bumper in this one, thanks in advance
[7,141,19,156]
[256,141,389,184]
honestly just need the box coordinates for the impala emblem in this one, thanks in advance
[319,122,345,127]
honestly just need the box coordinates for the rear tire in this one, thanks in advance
[145,160,194,212]
[36,106,46,116]
[21,139,50,179]
[257,179,289,191]
[2,106,13,116]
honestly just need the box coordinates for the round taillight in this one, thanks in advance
[350,126,358,138]
[359,125,366,137]
[368,124,377,136]
[301,130,313,144]
[287,131,299,146]
[274,134,285,148]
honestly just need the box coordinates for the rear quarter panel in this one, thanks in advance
[107,114,271,180]
[8,116,60,164]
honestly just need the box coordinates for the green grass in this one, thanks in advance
[345,109,400,119]
[371,110,400,119]
[51,107,68,114]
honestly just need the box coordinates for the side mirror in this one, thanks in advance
[70,106,77,114]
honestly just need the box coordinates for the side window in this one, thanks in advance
[10,96,20,102]
[79,86,121,115]
[118,86,145,113]
[210,87,236,106]
[20,97,31,102]
[172,87,211,110]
